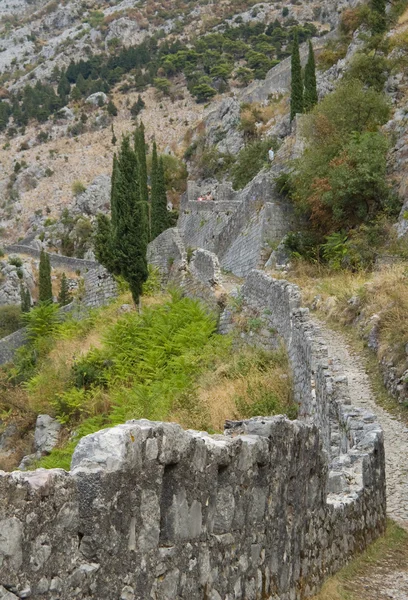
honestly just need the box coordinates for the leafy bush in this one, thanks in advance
[8,256,23,268]
[0,305,23,339]
[71,180,86,196]
[231,137,277,190]
[345,52,389,91]
[291,81,391,238]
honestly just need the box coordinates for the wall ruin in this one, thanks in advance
[0,271,386,600]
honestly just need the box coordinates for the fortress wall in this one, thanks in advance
[5,245,99,273]
[0,272,386,600]
[0,265,117,365]
[0,412,384,600]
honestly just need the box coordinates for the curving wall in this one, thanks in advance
[0,271,386,600]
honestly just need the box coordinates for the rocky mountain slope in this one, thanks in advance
[0,0,355,246]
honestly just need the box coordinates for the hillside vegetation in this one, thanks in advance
[0,281,294,470]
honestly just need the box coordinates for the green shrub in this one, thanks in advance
[0,305,23,339]
[231,137,278,190]
[142,265,162,296]
[345,52,389,91]
[8,256,23,268]
[71,180,86,196]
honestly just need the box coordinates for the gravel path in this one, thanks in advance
[313,318,408,530]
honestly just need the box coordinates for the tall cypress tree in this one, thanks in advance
[151,152,170,240]
[304,41,318,112]
[58,272,72,306]
[114,136,149,304]
[135,122,149,204]
[290,30,303,121]
[20,285,31,313]
[39,249,53,303]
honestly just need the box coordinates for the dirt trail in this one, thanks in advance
[313,318,408,530]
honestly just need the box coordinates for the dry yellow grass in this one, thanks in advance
[270,260,408,372]
[170,344,293,432]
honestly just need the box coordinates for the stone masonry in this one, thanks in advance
[0,265,117,365]
[0,272,386,599]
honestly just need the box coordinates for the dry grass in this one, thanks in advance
[271,261,408,357]
[170,344,294,432]
[312,520,408,600]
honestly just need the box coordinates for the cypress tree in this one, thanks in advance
[304,41,318,112]
[39,249,53,303]
[290,30,303,121]
[20,285,31,313]
[151,151,169,240]
[94,213,116,273]
[113,136,149,305]
[57,272,72,306]
[135,122,149,204]
[370,0,386,33]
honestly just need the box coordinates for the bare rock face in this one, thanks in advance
[0,259,34,306]
[73,174,111,215]
[85,92,108,106]
[396,202,408,238]
[204,98,244,155]
[34,415,61,455]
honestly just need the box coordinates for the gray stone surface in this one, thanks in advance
[34,415,61,454]
[0,272,386,599]
[0,410,385,600]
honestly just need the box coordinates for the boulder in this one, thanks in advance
[34,414,61,454]
[73,174,111,215]
[85,92,108,106]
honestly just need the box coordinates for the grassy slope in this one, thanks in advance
[0,286,295,470]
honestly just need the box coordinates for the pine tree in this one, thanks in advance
[20,285,31,313]
[57,272,72,306]
[113,136,148,304]
[39,249,53,303]
[370,0,386,33]
[304,41,318,112]
[290,30,303,121]
[151,149,170,240]
[57,74,71,102]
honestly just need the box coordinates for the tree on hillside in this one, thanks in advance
[57,73,71,103]
[304,41,318,112]
[290,30,303,121]
[39,249,53,303]
[57,272,72,306]
[95,136,149,305]
[151,144,170,240]
[370,0,386,33]
[114,136,149,304]
[20,285,31,313]
[135,122,149,204]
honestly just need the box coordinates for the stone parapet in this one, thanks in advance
[0,271,386,599]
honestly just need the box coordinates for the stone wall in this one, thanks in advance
[0,266,117,365]
[0,327,27,365]
[0,272,386,600]
[176,169,296,277]
[4,245,99,273]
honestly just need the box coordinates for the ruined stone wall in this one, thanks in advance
[176,170,296,277]
[0,272,386,600]
[0,266,117,365]
[4,245,99,273]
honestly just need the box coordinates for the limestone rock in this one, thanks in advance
[73,174,111,215]
[85,92,108,106]
[34,415,61,454]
